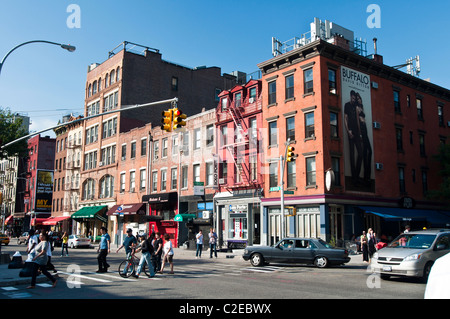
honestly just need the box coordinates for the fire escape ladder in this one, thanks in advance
[225,144,251,186]
[228,105,248,143]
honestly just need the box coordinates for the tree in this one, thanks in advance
[0,108,29,160]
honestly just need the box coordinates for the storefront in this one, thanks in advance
[214,189,262,249]
[106,203,146,246]
[71,205,108,239]
[41,216,72,233]
[142,192,178,247]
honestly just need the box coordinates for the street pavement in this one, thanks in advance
[0,243,367,287]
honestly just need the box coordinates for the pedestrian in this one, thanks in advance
[61,232,69,257]
[361,231,369,263]
[367,228,377,261]
[209,228,218,258]
[45,231,57,273]
[26,229,39,261]
[196,230,203,258]
[404,225,411,233]
[159,234,174,274]
[27,232,57,289]
[133,234,155,278]
[152,232,163,273]
[96,227,111,273]
[116,228,137,258]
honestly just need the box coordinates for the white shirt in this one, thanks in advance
[28,235,38,254]
[164,240,173,256]
[424,252,450,299]
[196,233,203,244]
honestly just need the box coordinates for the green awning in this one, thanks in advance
[71,206,108,223]
[174,213,197,222]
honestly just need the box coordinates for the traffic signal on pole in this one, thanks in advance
[172,108,187,130]
[286,146,296,162]
[161,109,173,132]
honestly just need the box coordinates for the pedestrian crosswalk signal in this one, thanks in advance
[173,108,187,130]
[161,109,173,132]
[286,146,296,162]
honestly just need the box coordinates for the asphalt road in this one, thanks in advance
[0,242,427,302]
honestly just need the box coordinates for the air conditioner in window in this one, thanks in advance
[99,161,104,167]
[373,122,381,129]
[218,178,225,185]
[249,97,255,104]
[375,163,384,170]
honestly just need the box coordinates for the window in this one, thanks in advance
[304,68,313,94]
[102,117,117,138]
[193,164,200,182]
[286,117,295,141]
[221,98,228,111]
[422,170,428,196]
[92,81,97,95]
[110,70,115,86]
[235,92,242,108]
[153,141,159,160]
[305,112,315,138]
[306,157,316,187]
[87,101,100,116]
[171,77,178,91]
[141,138,147,156]
[419,134,426,157]
[99,175,114,198]
[83,179,95,200]
[285,75,294,100]
[140,169,146,190]
[162,138,168,158]
[171,135,178,155]
[182,132,189,156]
[287,161,296,188]
[206,125,214,147]
[234,164,242,183]
[268,81,277,105]
[121,144,126,161]
[120,173,126,193]
[399,167,405,193]
[206,162,214,186]
[181,166,188,188]
[331,157,341,186]
[438,105,444,126]
[160,169,167,190]
[269,162,278,188]
[221,125,227,146]
[394,91,401,113]
[330,112,338,138]
[194,129,201,149]
[417,98,423,120]
[84,151,97,170]
[101,145,116,165]
[171,168,177,190]
[152,171,158,192]
[130,142,136,159]
[396,128,403,151]
[269,121,277,147]
[250,155,257,181]
[328,69,336,94]
[249,87,257,100]
[219,162,228,181]
[129,171,136,192]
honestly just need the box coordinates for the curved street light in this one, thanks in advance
[0,40,76,76]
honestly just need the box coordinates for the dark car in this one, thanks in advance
[243,238,351,268]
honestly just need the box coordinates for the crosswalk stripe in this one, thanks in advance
[1,287,18,291]
[58,271,112,283]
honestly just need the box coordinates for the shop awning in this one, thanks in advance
[174,214,197,222]
[359,206,450,227]
[31,218,48,226]
[4,215,13,226]
[106,203,146,216]
[42,216,71,226]
[71,206,108,223]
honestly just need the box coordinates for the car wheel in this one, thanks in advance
[314,256,328,268]
[70,243,75,249]
[250,253,264,267]
[422,262,433,283]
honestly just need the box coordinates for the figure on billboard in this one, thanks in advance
[356,92,373,185]
[344,90,363,186]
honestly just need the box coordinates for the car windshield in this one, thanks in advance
[317,239,333,249]
[388,234,435,249]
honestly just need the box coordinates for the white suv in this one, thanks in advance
[370,229,450,282]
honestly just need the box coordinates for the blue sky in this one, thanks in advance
[1,0,449,137]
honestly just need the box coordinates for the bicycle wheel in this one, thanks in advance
[143,261,153,277]
[118,260,135,278]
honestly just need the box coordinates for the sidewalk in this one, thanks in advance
[0,247,366,287]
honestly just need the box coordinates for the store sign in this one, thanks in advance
[229,204,247,212]
[35,170,53,213]
[194,181,204,196]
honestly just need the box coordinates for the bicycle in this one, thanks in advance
[118,254,151,278]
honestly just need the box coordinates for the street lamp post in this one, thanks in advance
[0,40,76,76]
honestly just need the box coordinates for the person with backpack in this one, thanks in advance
[133,233,155,278]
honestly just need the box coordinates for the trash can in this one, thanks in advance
[8,251,24,269]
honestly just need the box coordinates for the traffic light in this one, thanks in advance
[172,108,187,130]
[286,146,296,162]
[161,109,173,132]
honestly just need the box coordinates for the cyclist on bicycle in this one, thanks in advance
[132,233,155,278]
[116,228,137,259]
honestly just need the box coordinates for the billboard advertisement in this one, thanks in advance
[35,169,53,213]
[341,66,374,192]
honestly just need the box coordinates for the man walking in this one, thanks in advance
[97,227,110,273]
[209,228,218,258]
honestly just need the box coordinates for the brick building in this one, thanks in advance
[257,19,450,245]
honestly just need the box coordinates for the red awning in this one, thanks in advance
[107,203,146,216]
[31,218,48,226]
[4,215,13,226]
[42,216,71,226]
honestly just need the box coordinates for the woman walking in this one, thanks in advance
[61,232,69,257]
[159,234,174,274]
[195,230,203,258]
[27,232,57,289]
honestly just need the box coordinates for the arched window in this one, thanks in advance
[105,74,109,88]
[110,69,115,85]
[88,84,92,97]
[99,175,114,198]
[92,80,97,95]
[82,178,95,200]
[116,67,120,82]
[98,77,102,91]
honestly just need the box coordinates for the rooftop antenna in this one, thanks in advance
[393,55,421,77]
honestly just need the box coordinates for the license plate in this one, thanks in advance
[383,266,392,272]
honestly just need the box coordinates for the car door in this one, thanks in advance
[271,239,295,263]
[292,240,315,264]
[433,234,450,260]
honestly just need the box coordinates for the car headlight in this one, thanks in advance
[404,253,422,261]
[244,249,248,255]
